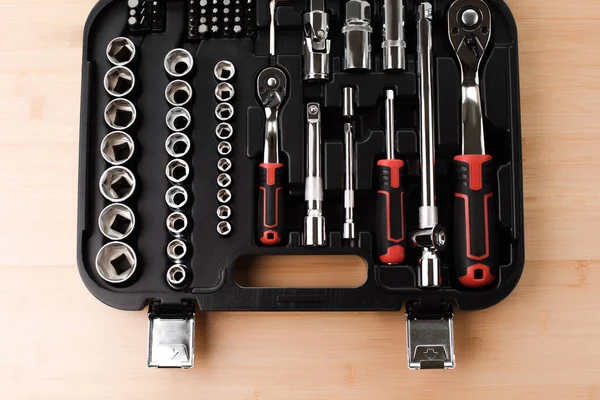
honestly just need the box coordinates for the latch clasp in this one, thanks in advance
[406,301,455,370]
[147,300,195,369]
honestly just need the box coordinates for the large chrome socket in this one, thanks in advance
[166,107,191,132]
[106,37,136,66]
[105,99,137,130]
[104,66,135,97]
[99,166,136,202]
[165,132,191,158]
[165,80,193,107]
[95,242,137,284]
[165,186,189,209]
[98,203,136,240]
[166,159,190,184]
[101,131,135,165]
[164,49,194,78]
[167,212,188,236]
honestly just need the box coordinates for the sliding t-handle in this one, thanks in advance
[448,0,497,287]
[256,67,288,245]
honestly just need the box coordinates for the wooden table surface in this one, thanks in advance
[1,0,599,398]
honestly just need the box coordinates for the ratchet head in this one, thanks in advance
[447,0,491,79]
[256,67,288,110]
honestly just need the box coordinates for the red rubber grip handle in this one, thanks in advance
[258,163,285,245]
[453,154,497,288]
[375,159,406,264]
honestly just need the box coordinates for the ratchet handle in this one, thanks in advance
[376,159,406,264]
[258,163,285,245]
[453,154,497,288]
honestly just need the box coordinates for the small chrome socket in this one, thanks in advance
[167,239,187,262]
[217,158,232,172]
[217,141,232,156]
[98,203,136,240]
[164,48,194,77]
[165,159,190,184]
[165,132,191,158]
[104,99,137,130]
[99,166,136,202]
[215,122,233,140]
[165,80,193,106]
[214,82,235,102]
[165,186,188,209]
[106,37,136,66]
[95,242,137,284]
[214,60,236,81]
[215,103,234,121]
[101,131,134,165]
[166,107,191,132]
[104,66,135,97]
[217,173,232,188]
[217,188,232,204]
[167,212,188,236]
[166,264,189,289]
[217,221,232,236]
[216,205,232,220]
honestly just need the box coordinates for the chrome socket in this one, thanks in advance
[165,132,191,158]
[216,205,232,220]
[166,264,190,289]
[106,37,136,66]
[218,158,232,172]
[215,82,235,102]
[101,131,135,165]
[104,99,137,130]
[165,186,189,209]
[166,107,191,132]
[214,60,235,81]
[98,203,136,240]
[104,66,135,97]
[215,103,234,121]
[217,221,232,236]
[217,173,232,188]
[95,242,137,284]
[167,212,188,236]
[165,80,193,107]
[164,48,194,78]
[215,122,233,140]
[167,239,187,262]
[217,188,232,204]
[99,166,136,202]
[217,141,232,156]
[165,159,190,184]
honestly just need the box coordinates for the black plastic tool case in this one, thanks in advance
[78,0,523,316]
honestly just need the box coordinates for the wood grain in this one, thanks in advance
[1,0,600,398]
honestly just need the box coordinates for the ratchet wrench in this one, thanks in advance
[256,67,288,245]
[448,0,497,287]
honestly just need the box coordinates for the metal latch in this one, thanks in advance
[147,300,195,369]
[405,301,455,370]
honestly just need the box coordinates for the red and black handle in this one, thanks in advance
[375,159,406,264]
[258,163,285,245]
[453,154,497,288]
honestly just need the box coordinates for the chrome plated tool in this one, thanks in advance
[382,0,406,70]
[256,67,288,245]
[304,103,326,247]
[342,0,372,71]
[448,0,497,288]
[412,2,447,288]
[303,0,331,81]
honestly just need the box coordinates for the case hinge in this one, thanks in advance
[147,300,195,369]
[405,300,455,370]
